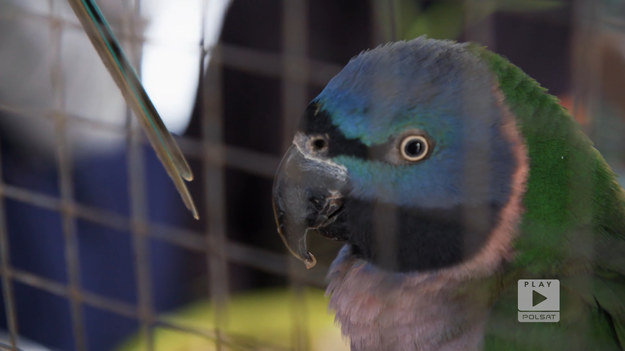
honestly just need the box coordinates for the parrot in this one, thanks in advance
[272,37,625,350]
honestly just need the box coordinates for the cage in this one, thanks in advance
[0,0,624,350]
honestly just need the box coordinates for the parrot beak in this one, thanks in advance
[272,142,347,269]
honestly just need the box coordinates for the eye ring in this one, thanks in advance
[399,135,430,162]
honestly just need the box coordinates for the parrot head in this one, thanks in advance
[273,38,526,273]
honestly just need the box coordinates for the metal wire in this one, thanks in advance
[0,181,326,283]
[281,0,311,349]
[0,133,17,351]
[46,1,88,349]
[122,1,159,348]
[200,2,229,347]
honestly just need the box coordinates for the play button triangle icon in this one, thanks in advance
[532,289,548,307]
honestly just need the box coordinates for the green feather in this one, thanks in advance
[470,45,625,350]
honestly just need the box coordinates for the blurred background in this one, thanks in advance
[0,0,624,350]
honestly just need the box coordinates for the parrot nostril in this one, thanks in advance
[313,138,326,149]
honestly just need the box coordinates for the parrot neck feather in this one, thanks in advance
[473,43,625,272]
[327,246,491,351]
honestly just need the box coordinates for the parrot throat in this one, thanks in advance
[330,197,503,272]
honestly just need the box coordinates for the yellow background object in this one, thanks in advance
[116,288,349,351]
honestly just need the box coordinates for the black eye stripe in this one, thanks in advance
[300,103,392,161]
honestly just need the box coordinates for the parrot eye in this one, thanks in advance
[309,135,329,154]
[399,135,430,162]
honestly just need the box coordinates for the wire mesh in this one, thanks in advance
[0,1,332,350]
[0,0,624,350]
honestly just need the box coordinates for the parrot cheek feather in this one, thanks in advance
[439,88,529,280]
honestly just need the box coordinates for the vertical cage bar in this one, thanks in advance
[127,75,155,351]
[462,0,496,268]
[0,142,18,350]
[281,0,310,349]
[569,0,602,332]
[123,1,155,349]
[371,0,397,44]
[281,0,309,150]
[369,0,403,278]
[51,1,87,349]
[463,0,495,48]
[200,1,229,348]
[571,0,601,133]
[387,0,397,40]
